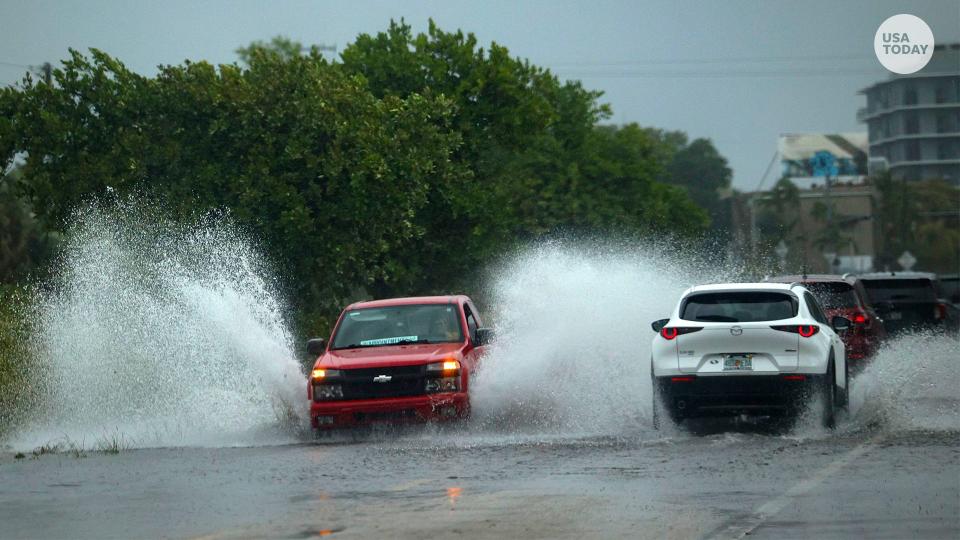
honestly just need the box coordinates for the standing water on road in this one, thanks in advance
[8,201,306,450]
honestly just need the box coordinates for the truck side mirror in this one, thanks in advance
[475,327,494,346]
[651,319,669,332]
[306,338,326,356]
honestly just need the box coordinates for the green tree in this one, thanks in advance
[645,129,733,234]
[0,48,464,332]
[341,20,707,293]
[1,22,715,333]
[0,169,57,282]
[874,173,960,272]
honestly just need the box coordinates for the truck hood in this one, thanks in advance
[319,342,464,370]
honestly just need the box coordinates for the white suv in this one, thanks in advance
[650,283,850,428]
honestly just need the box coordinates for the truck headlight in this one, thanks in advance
[425,377,460,393]
[314,384,343,401]
[426,360,460,375]
[311,368,342,380]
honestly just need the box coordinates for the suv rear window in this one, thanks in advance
[861,279,937,303]
[680,292,798,322]
[803,282,859,310]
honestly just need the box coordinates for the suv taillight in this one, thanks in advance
[934,303,947,320]
[660,327,702,340]
[771,325,820,337]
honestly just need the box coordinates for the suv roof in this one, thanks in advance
[688,282,798,293]
[347,295,467,310]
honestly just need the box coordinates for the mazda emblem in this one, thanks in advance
[730,326,743,336]
[373,375,392,383]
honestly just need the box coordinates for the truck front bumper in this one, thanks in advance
[310,392,469,429]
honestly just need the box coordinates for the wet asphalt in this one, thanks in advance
[1,419,957,540]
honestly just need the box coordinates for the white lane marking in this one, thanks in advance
[710,433,885,539]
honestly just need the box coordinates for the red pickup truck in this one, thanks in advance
[306,295,492,432]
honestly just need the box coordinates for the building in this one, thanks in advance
[727,133,880,274]
[741,178,882,274]
[858,43,960,183]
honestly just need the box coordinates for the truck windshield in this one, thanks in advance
[803,282,859,310]
[680,292,798,322]
[332,304,463,349]
[862,279,937,303]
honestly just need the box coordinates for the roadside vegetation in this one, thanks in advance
[0,20,727,340]
[0,284,38,439]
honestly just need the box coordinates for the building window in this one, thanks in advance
[905,141,921,161]
[904,112,919,135]
[903,84,918,105]
[935,85,948,104]
[937,114,951,133]
[937,141,953,160]
[878,88,889,109]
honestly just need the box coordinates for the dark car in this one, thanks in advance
[855,272,952,336]
[766,274,886,371]
[937,273,960,306]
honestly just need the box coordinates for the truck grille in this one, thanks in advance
[340,365,426,400]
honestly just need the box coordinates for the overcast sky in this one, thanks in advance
[1,0,958,190]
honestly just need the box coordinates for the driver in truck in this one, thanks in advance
[431,312,460,341]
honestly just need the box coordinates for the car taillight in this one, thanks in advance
[852,312,867,324]
[771,325,820,337]
[660,327,702,340]
[934,303,947,320]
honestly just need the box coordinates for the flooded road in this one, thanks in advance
[2,219,958,539]
[1,423,957,539]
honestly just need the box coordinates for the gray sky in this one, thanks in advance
[1,0,958,190]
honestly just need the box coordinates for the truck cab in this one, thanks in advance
[307,295,491,431]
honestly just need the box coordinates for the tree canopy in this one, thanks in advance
[1,20,712,334]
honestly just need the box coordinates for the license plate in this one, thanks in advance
[723,355,753,371]
[887,312,902,320]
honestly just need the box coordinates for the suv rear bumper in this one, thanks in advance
[310,392,469,429]
[654,374,826,418]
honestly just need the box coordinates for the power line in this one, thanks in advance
[547,53,877,68]
[754,151,780,193]
[0,60,34,69]
[557,70,884,79]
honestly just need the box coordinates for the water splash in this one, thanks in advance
[847,331,960,432]
[470,240,743,436]
[9,201,306,450]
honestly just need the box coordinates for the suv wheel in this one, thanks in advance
[820,360,837,429]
